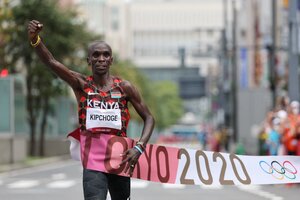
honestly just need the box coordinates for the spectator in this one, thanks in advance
[283,101,300,155]
[267,118,281,155]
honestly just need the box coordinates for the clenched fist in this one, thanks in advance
[27,20,43,43]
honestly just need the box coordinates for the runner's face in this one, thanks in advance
[88,43,113,75]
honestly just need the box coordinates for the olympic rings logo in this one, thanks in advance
[259,160,298,180]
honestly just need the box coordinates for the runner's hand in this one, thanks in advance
[119,148,141,177]
[27,20,43,42]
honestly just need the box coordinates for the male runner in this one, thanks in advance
[27,20,155,200]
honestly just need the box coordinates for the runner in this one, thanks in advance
[27,20,155,200]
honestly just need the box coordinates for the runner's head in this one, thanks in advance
[87,41,113,76]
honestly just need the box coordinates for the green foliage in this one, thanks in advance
[8,0,98,102]
[0,0,14,69]
[7,0,98,155]
[8,0,97,113]
[5,0,183,149]
[111,59,184,129]
[9,0,96,69]
[152,81,184,129]
[111,59,154,121]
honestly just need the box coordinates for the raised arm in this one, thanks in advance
[27,20,82,89]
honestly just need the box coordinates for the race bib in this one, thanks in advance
[86,108,122,130]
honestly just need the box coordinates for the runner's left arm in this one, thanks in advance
[119,80,155,176]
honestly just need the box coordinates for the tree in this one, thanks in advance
[7,0,183,157]
[152,81,184,129]
[111,59,183,129]
[110,59,155,120]
[8,0,97,156]
[0,0,14,71]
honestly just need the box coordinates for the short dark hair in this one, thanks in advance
[87,41,112,56]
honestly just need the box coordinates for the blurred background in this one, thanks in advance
[2,1,300,200]
[0,0,300,164]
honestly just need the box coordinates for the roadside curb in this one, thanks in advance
[0,154,71,174]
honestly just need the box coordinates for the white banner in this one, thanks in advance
[68,131,300,186]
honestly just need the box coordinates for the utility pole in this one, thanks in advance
[222,0,231,128]
[288,0,300,101]
[231,0,238,143]
[269,0,277,108]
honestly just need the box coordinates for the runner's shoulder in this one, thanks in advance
[117,78,138,99]
[70,70,86,80]
[70,70,87,89]
[118,79,134,91]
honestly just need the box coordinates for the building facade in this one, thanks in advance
[69,0,224,75]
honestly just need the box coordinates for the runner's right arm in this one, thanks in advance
[27,20,82,90]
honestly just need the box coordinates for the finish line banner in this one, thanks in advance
[68,133,300,186]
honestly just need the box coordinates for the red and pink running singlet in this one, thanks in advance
[78,76,130,136]
[72,76,131,168]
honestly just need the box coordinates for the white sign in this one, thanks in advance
[86,108,121,130]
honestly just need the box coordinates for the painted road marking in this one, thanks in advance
[131,180,149,188]
[200,184,223,190]
[237,185,283,200]
[162,183,185,189]
[7,180,39,189]
[51,173,67,180]
[47,180,76,188]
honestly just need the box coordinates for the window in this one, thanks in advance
[111,6,119,31]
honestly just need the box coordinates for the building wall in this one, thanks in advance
[56,0,281,154]
[130,0,222,69]
[0,136,27,164]
[0,76,77,163]
[102,0,224,71]
[235,0,285,154]
[66,0,222,94]
[75,0,107,35]
[238,88,271,155]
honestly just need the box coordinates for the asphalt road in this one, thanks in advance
[0,160,299,200]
